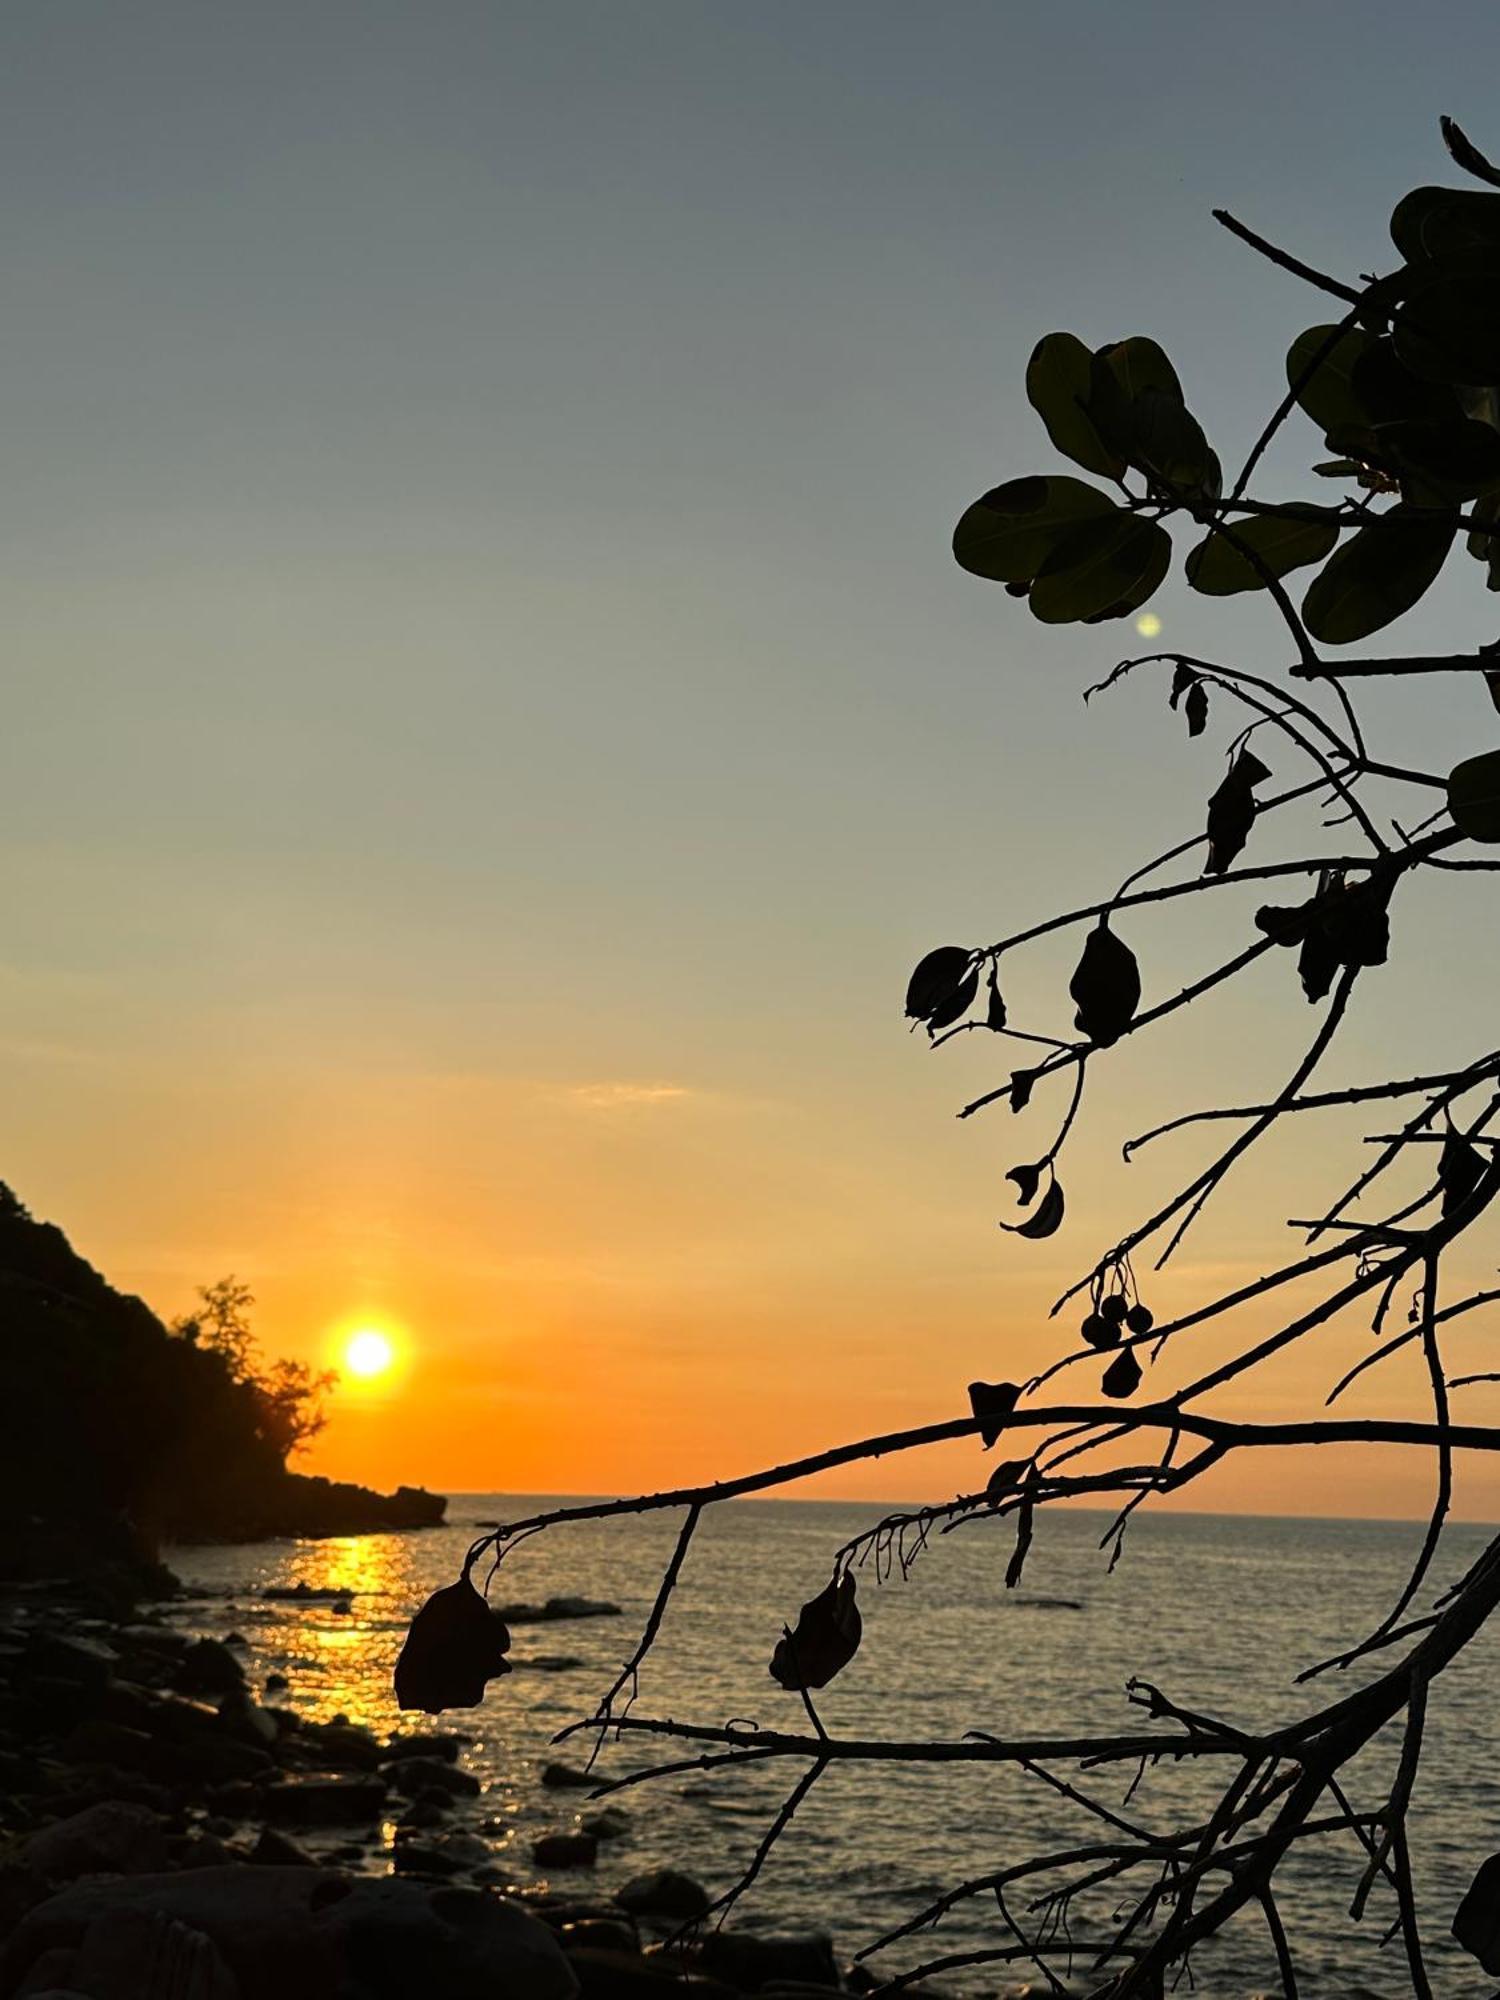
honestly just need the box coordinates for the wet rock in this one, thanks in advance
[568,1946,736,1998]
[216,1693,280,1751]
[225,1632,249,1648]
[579,1807,630,1841]
[4,1866,575,2000]
[495,1597,622,1624]
[413,1786,456,1814]
[263,1672,289,1694]
[23,1801,169,1882]
[384,1755,478,1798]
[40,1904,238,2000]
[250,1827,316,1868]
[397,1799,448,1831]
[258,1777,387,1827]
[59,1719,155,1774]
[562,1917,639,1954]
[697,1931,840,1991]
[383,1730,462,1762]
[615,1869,711,1921]
[541,1762,596,1790]
[172,1830,243,1870]
[515,1655,587,1673]
[533,1831,598,1869]
[170,1640,246,1700]
[286,1717,384,1772]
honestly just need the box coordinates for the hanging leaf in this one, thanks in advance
[986,1457,1026,1496]
[1255,899,1315,946]
[968,1379,1022,1448]
[1204,749,1272,875]
[1006,1162,1044,1206]
[1028,514,1171,625]
[1005,1472,1036,1589]
[1101,1348,1143,1400]
[769,1573,862,1691]
[986,966,1008,1031]
[1393,257,1500,388]
[1009,1069,1037,1113]
[953,476,1114,585]
[1068,920,1141,1047]
[1442,116,1500,191]
[394,1576,512,1714]
[1289,871,1393,1001]
[1185,508,1340,596]
[1168,661,1197,707]
[1449,748,1500,841]
[1184,681,1209,737]
[1325,417,1500,497]
[1286,324,1378,434]
[1440,1128,1486,1216]
[905,946,974,1021]
[1454,1852,1500,1973]
[1302,507,1456,644]
[928,967,980,1033]
[1001,1177,1064,1239]
[1025,332,1127,480]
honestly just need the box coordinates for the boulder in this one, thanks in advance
[23,1802,169,1882]
[3,1867,578,2000]
[579,1807,629,1841]
[567,1946,735,1998]
[541,1762,596,1790]
[251,1828,316,1868]
[533,1832,598,1869]
[384,1755,478,1798]
[383,1730,462,1762]
[615,1869,711,1921]
[494,1598,621,1625]
[171,1640,246,1699]
[696,1931,841,1991]
[259,1778,387,1827]
[561,1918,639,1954]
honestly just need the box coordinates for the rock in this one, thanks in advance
[413,1786,456,1814]
[533,1832,598,1869]
[23,1802,169,1882]
[170,1640,246,1699]
[3,1866,575,2000]
[1456,1854,1500,1972]
[384,1755,479,1798]
[541,1762,597,1790]
[250,1828,316,1868]
[225,1632,249,1648]
[172,1832,243,1870]
[59,1720,155,1774]
[562,1918,639,1954]
[258,1778,388,1827]
[515,1655,586,1673]
[615,1869,711,1921]
[393,1837,466,1880]
[263,1672,289,1693]
[383,1730,463,1762]
[697,1931,841,1991]
[579,1807,629,1841]
[55,1905,238,2000]
[397,1799,448,1831]
[567,1946,736,1998]
[216,1693,280,1750]
[287,1718,385,1772]
[496,1597,621,1624]
[27,1633,119,1690]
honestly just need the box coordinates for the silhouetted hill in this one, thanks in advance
[0,1187,444,1569]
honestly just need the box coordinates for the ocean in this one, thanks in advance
[164,1501,1500,1996]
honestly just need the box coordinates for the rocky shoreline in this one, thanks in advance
[0,1569,981,2000]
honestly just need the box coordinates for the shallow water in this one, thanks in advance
[166,1501,1500,1995]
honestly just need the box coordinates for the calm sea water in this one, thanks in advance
[165,1503,1500,1996]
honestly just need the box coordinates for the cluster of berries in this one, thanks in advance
[1081,1289,1153,1350]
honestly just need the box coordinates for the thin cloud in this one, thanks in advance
[567,1081,694,1111]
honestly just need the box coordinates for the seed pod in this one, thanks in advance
[769,1573,862,1690]
[1102,1348,1144,1399]
[1101,1294,1129,1325]
[968,1379,1021,1447]
[1125,1303,1154,1335]
[394,1576,512,1714]
[1081,1312,1120,1350]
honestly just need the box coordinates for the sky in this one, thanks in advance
[5,1,1500,1516]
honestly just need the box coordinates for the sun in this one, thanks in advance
[343,1327,396,1380]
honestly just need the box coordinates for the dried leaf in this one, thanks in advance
[1440,1128,1486,1216]
[1102,1348,1143,1399]
[968,1379,1021,1448]
[394,1576,512,1714]
[1009,1069,1037,1113]
[1184,681,1209,737]
[1069,920,1141,1047]
[905,946,974,1021]
[986,1457,1026,1496]
[769,1573,862,1691]
[1005,1475,1036,1590]
[1204,748,1272,875]
[1001,1177,1064,1239]
[928,967,980,1033]
[1442,115,1500,191]
[1006,1162,1044,1206]
[986,967,1008,1031]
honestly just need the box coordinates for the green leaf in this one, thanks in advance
[1324,418,1500,498]
[1028,515,1171,624]
[1390,186,1500,261]
[1456,752,1500,844]
[1098,336,1182,403]
[1286,325,1378,434]
[1449,750,1500,842]
[1351,338,1461,425]
[1026,333,1126,480]
[1301,507,1456,644]
[953,475,1113,585]
[1185,507,1340,596]
[1128,389,1216,492]
[1394,258,1500,387]
[1442,117,1500,191]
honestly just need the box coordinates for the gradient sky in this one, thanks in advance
[7,2,1500,1516]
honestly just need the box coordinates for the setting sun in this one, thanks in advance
[343,1328,396,1380]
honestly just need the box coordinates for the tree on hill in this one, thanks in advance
[172,1276,334,1458]
[401,118,1500,1995]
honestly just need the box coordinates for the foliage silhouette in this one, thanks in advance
[399,118,1500,1995]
